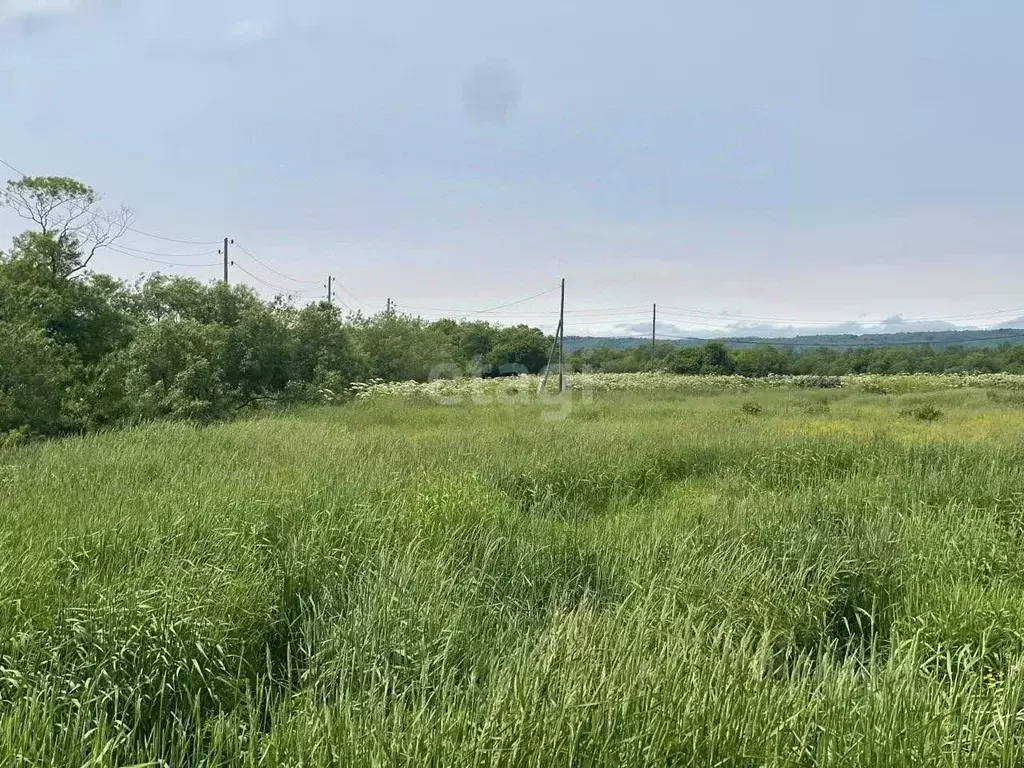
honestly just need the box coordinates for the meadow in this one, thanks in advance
[4,376,1024,765]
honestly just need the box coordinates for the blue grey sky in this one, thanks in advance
[2,0,1024,336]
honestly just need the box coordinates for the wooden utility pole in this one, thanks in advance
[222,238,229,284]
[327,275,333,304]
[386,298,392,314]
[539,280,566,394]
[652,303,657,356]
[558,278,566,391]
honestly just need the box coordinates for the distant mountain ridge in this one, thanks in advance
[564,328,1024,353]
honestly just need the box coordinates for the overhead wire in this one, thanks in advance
[896,307,1024,323]
[0,157,27,178]
[124,227,220,246]
[659,308,856,327]
[108,245,220,268]
[655,330,1024,348]
[231,240,321,285]
[658,305,1024,327]
[115,243,221,259]
[231,262,325,299]
[1,155,220,245]
[398,285,562,317]
[231,261,305,294]
[334,284,377,310]
[465,285,562,314]
[412,304,653,319]
[8,157,1024,333]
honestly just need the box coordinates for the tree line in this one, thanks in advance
[7,175,1024,442]
[0,176,552,441]
[570,339,1024,376]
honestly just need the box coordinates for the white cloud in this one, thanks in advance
[0,0,85,23]
[226,18,273,46]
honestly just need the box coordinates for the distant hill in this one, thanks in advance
[564,329,1024,353]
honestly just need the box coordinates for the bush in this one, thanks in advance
[862,381,890,395]
[901,403,943,422]
[795,375,842,389]
[701,341,735,375]
[741,401,763,416]
[665,346,703,375]
[0,322,72,436]
[121,320,233,422]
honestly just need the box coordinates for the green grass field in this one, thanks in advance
[5,381,1024,765]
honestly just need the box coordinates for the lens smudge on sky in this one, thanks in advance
[1,2,1022,334]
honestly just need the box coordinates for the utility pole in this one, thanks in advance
[652,303,657,357]
[539,279,567,394]
[327,275,333,304]
[558,278,566,391]
[222,238,229,284]
[386,298,392,314]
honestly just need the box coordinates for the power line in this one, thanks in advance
[399,285,562,317]
[231,262,298,294]
[10,157,1024,333]
[658,305,1024,327]
[0,157,26,178]
[124,227,220,246]
[398,304,662,321]
[108,245,220,268]
[551,304,651,316]
[655,330,1024,349]
[334,284,376,310]
[1,155,220,246]
[115,243,221,259]
[420,304,651,319]
[414,313,658,328]
[231,261,324,296]
[659,308,853,327]
[901,307,1024,323]
[474,285,562,314]
[230,240,321,285]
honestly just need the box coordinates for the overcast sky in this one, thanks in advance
[2,1,1024,336]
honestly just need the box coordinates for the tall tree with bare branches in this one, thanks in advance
[1,176,132,279]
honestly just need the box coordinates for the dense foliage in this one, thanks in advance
[570,339,1024,376]
[565,328,1024,353]
[8,174,1024,441]
[0,177,553,439]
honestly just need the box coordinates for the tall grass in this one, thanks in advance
[2,386,1024,765]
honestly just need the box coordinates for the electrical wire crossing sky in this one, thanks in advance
[4,2,1024,336]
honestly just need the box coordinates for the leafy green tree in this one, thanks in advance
[1,176,131,279]
[487,325,550,373]
[0,323,71,436]
[665,346,704,374]
[353,313,455,382]
[290,302,365,394]
[0,234,136,365]
[135,275,213,322]
[121,320,232,422]
[1001,346,1024,373]
[733,345,788,377]
[700,341,735,375]
[459,321,498,362]
[135,277,293,403]
[222,295,292,402]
